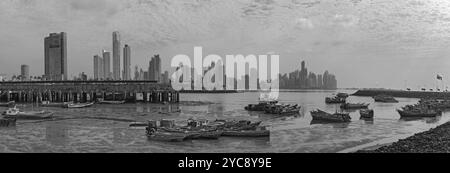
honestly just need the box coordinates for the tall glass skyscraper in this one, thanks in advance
[112,31,121,80]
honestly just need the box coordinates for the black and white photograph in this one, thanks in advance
[1,0,450,166]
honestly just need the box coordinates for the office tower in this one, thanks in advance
[44,32,67,81]
[112,31,121,80]
[148,55,161,82]
[93,55,103,80]
[123,44,131,80]
[103,50,111,80]
[21,64,30,81]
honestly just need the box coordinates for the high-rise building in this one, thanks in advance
[93,55,103,80]
[148,55,161,82]
[123,44,131,80]
[103,50,111,80]
[112,31,121,80]
[21,64,30,81]
[44,32,67,81]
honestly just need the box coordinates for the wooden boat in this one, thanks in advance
[2,107,54,120]
[0,101,15,107]
[310,109,351,123]
[245,100,278,111]
[0,118,16,127]
[264,104,301,115]
[198,131,222,139]
[340,103,369,109]
[40,101,72,108]
[336,93,349,98]
[397,109,441,118]
[373,95,398,103]
[359,109,374,119]
[325,97,346,104]
[65,102,94,108]
[146,128,189,142]
[98,100,126,104]
[222,129,270,137]
[129,122,149,127]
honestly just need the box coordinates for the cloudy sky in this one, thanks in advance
[1,0,450,89]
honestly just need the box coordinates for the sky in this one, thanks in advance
[1,0,450,89]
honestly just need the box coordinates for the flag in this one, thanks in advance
[437,74,443,80]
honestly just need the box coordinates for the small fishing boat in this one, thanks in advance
[373,95,398,103]
[65,102,95,108]
[146,127,189,142]
[336,93,349,98]
[397,109,441,118]
[0,118,16,127]
[310,109,351,123]
[2,107,54,120]
[325,97,346,104]
[0,101,15,107]
[97,100,126,104]
[245,100,278,111]
[41,101,72,108]
[340,103,369,109]
[359,109,374,119]
[264,104,301,115]
[222,127,270,137]
[129,122,149,128]
[198,130,223,139]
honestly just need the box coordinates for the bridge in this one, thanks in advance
[0,80,179,103]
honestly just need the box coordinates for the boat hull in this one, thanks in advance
[65,102,94,108]
[3,112,54,120]
[221,130,270,137]
[311,110,351,123]
[397,110,441,118]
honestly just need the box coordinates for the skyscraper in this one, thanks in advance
[44,32,67,81]
[123,44,131,80]
[21,64,30,81]
[148,55,161,82]
[93,55,103,80]
[112,31,121,80]
[103,50,111,80]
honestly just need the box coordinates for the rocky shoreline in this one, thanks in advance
[357,122,450,153]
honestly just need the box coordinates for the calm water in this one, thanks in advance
[1,90,449,153]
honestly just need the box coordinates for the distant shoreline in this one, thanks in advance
[353,89,450,98]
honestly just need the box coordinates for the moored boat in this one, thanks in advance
[397,109,441,118]
[373,95,399,103]
[2,107,54,120]
[310,109,351,123]
[359,109,374,119]
[245,100,278,111]
[145,127,189,142]
[264,104,301,115]
[336,93,349,98]
[97,100,126,104]
[40,101,72,108]
[340,103,369,109]
[325,97,346,104]
[0,101,15,107]
[65,102,95,108]
[222,127,270,137]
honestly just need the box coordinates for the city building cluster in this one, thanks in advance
[279,61,337,89]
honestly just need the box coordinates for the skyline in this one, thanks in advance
[2,0,450,89]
